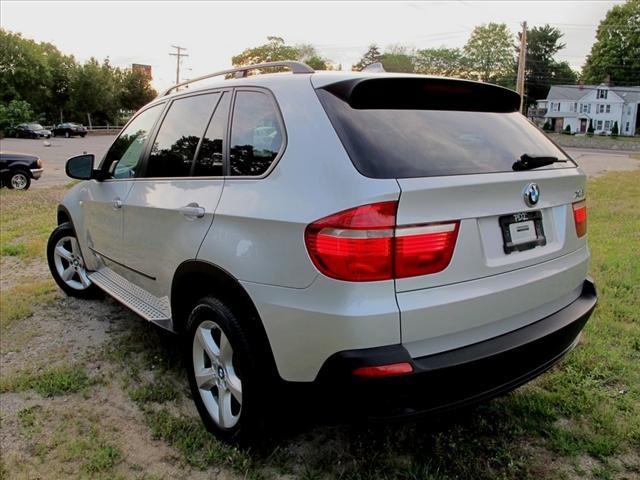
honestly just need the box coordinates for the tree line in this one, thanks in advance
[0,28,157,132]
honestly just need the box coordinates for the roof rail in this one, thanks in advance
[159,61,314,97]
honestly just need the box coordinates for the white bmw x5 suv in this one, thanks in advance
[47,61,597,443]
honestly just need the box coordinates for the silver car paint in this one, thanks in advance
[59,71,591,382]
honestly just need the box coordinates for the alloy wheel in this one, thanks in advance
[192,320,242,429]
[53,236,91,290]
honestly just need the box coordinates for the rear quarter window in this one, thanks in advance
[229,90,284,176]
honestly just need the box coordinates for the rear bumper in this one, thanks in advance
[315,278,597,417]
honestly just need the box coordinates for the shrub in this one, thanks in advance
[563,124,572,135]
[587,119,594,136]
[611,121,619,137]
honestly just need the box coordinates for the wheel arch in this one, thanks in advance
[171,260,280,378]
[10,164,31,175]
[57,205,72,226]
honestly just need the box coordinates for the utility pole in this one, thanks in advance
[516,21,527,114]
[169,45,189,85]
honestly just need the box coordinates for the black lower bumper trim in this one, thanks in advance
[314,278,597,418]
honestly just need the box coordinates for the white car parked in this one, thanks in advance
[47,61,597,443]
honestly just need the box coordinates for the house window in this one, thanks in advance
[604,120,611,129]
[596,120,603,130]
[598,104,605,113]
[574,102,578,112]
[628,106,633,114]
[606,105,611,113]
[626,122,630,132]
[597,89,608,99]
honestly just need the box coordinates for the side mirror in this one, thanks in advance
[65,154,96,180]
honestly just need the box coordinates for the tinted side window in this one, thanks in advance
[230,91,283,176]
[193,92,230,177]
[145,93,219,178]
[104,104,163,179]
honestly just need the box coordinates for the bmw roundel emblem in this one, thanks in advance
[523,183,540,207]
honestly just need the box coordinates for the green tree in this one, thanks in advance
[119,69,157,111]
[582,0,640,85]
[414,47,470,77]
[519,25,577,106]
[231,36,299,66]
[588,119,595,135]
[464,23,516,85]
[0,29,52,114]
[294,43,330,70]
[41,42,76,123]
[69,58,120,126]
[376,45,414,73]
[0,99,34,134]
[611,121,619,136]
[353,44,382,71]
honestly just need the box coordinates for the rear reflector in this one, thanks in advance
[305,201,459,281]
[572,200,587,238]
[352,362,413,378]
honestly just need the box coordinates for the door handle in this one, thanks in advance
[112,197,122,209]
[178,203,205,219]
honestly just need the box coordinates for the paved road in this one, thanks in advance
[1,135,115,188]
[564,147,639,177]
[1,136,638,188]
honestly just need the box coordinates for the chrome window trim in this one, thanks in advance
[101,86,287,182]
[225,86,288,180]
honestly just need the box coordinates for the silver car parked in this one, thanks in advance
[47,61,597,443]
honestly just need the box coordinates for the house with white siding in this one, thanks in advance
[536,84,639,136]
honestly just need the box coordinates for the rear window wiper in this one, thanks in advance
[512,154,568,171]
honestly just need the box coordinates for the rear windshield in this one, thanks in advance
[316,86,572,178]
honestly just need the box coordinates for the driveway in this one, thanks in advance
[1,136,638,188]
[566,147,639,177]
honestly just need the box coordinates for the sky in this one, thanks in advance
[1,0,623,91]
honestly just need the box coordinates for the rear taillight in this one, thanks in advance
[304,201,459,282]
[573,200,587,238]
[395,222,459,278]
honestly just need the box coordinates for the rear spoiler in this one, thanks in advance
[319,77,520,113]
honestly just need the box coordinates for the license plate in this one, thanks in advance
[499,211,546,254]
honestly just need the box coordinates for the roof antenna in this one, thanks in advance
[362,62,385,73]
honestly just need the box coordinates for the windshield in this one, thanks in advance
[28,124,44,130]
[317,88,574,179]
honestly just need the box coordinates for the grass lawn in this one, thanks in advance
[0,172,638,479]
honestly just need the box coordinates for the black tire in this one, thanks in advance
[80,133,86,138]
[47,222,101,299]
[185,296,265,444]
[64,131,70,138]
[8,170,31,190]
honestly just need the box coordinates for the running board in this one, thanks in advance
[88,267,173,331]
